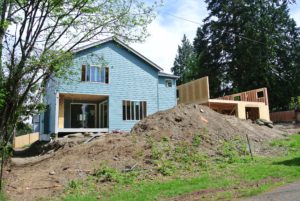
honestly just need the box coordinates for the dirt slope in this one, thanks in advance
[132,104,284,154]
[4,104,286,201]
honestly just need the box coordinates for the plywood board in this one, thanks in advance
[13,133,39,148]
[58,96,64,128]
[177,76,210,104]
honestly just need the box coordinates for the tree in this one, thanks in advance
[171,34,194,85]
[192,26,224,98]
[0,0,159,189]
[202,0,300,109]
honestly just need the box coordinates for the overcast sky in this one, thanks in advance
[132,0,300,73]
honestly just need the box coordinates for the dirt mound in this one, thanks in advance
[132,104,285,154]
[4,104,286,201]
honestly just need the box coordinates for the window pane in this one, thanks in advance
[81,65,86,81]
[101,67,105,83]
[135,102,140,120]
[165,79,172,87]
[105,67,109,84]
[126,101,131,120]
[91,66,96,82]
[122,101,126,120]
[96,68,101,82]
[131,101,135,120]
[86,65,90,81]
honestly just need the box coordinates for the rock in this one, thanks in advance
[49,171,55,175]
[174,116,183,122]
[200,109,204,113]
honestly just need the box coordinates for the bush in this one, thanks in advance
[218,137,250,164]
[157,160,176,176]
[93,164,138,184]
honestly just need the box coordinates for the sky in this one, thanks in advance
[132,0,300,73]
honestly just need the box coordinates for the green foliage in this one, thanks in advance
[290,96,300,111]
[16,122,33,136]
[171,34,195,85]
[192,133,202,147]
[0,190,6,201]
[0,89,5,109]
[218,137,250,164]
[157,160,176,176]
[93,164,138,184]
[270,134,300,153]
[94,165,123,183]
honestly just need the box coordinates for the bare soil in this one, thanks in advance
[4,104,287,201]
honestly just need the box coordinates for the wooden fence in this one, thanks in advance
[270,110,299,123]
[13,132,39,148]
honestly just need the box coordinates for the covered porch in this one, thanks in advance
[56,93,109,133]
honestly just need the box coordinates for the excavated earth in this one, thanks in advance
[4,104,287,201]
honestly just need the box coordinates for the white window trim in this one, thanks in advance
[82,64,109,84]
[165,79,173,87]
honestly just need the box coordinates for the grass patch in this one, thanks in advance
[53,134,300,201]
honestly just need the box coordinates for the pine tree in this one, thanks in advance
[192,26,224,98]
[171,34,194,85]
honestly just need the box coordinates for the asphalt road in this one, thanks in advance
[243,181,300,201]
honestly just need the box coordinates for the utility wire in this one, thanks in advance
[162,11,265,45]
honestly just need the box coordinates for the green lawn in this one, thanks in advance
[54,134,300,201]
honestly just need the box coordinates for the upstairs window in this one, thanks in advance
[122,100,147,120]
[81,65,109,83]
[257,91,264,98]
[165,79,172,87]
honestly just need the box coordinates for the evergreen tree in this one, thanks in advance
[171,34,194,85]
[200,0,300,110]
[192,26,224,98]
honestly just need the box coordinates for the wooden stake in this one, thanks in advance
[246,134,253,160]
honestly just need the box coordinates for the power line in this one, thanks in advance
[162,11,265,45]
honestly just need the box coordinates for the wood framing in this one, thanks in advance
[217,88,269,105]
[177,77,271,121]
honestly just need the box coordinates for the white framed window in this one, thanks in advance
[165,79,172,87]
[81,65,109,83]
[122,100,147,120]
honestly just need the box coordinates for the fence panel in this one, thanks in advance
[270,111,296,123]
[13,132,39,148]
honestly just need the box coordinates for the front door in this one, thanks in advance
[99,101,108,128]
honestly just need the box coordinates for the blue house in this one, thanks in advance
[40,37,178,136]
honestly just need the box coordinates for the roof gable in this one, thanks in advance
[73,37,163,71]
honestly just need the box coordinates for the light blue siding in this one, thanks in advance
[43,41,177,133]
[158,77,177,111]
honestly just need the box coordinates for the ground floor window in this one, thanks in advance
[70,103,96,128]
[122,100,147,120]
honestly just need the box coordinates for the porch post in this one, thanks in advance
[54,92,59,136]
